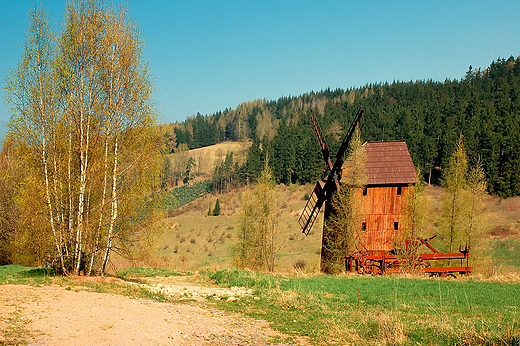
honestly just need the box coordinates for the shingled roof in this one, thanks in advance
[363,141,417,185]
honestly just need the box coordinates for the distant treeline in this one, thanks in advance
[162,56,520,197]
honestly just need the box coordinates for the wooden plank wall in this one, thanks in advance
[359,185,410,251]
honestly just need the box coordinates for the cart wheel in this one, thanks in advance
[372,265,383,275]
[443,273,457,279]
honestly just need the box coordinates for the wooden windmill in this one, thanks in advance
[298,107,365,273]
[300,109,472,277]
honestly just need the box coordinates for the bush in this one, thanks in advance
[293,259,306,271]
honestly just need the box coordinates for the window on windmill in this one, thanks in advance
[362,222,367,231]
[394,222,399,231]
[362,187,367,196]
[397,186,402,196]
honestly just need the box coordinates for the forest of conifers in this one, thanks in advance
[164,56,520,197]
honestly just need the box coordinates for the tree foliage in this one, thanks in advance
[233,157,281,271]
[212,198,221,216]
[440,135,469,252]
[439,136,487,258]
[322,128,367,274]
[212,152,238,193]
[157,180,211,212]
[3,2,162,274]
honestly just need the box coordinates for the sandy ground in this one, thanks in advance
[0,282,305,345]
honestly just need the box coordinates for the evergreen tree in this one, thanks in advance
[212,198,220,216]
[185,157,196,184]
[162,57,520,196]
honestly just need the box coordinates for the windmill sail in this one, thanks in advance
[311,110,333,171]
[299,106,365,237]
[298,182,326,235]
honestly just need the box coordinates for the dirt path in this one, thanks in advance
[0,283,303,345]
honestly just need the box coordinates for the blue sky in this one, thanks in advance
[1,0,519,139]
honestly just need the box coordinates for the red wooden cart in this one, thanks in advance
[344,235,471,277]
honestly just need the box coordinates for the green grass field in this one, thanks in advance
[203,269,520,345]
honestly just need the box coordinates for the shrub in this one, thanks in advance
[293,259,306,271]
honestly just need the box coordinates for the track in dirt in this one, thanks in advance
[0,284,303,345]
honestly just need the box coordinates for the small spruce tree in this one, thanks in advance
[213,199,220,216]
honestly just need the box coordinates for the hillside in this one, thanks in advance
[162,56,520,197]
[149,183,323,272]
[164,141,251,188]
[114,184,520,275]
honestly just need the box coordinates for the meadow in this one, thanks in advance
[204,269,520,345]
[116,178,520,277]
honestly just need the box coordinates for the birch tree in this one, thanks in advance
[5,5,67,272]
[6,1,161,275]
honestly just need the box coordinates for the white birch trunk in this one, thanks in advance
[37,46,66,274]
[89,128,110,275]
[101,136,119,276]
[67,114,72,256]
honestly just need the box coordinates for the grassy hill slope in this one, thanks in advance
[168,141,250,183]
[113,182,520,276]
[151,183,323,272]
